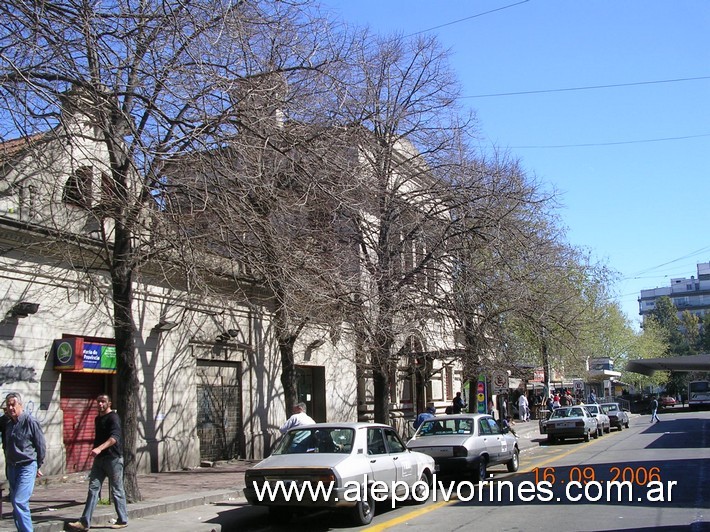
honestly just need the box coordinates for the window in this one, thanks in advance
[63,166,93,207]
[445,366,453,400]
[367,428,387,455]
[486,418,502,434]
[101,171,115,203]
[383,428,406,453]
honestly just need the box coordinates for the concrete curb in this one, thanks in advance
[27,489,245,532]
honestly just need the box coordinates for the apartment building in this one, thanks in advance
[638,262,710,319]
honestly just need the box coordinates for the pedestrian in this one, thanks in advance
[500,416,518,437]
[414,405,436,429]
[518,393,529,422]
[2,392,46,532]
[69,394,128,531]
[452,392,465,414]
[650,396,661,423]
[588,391,597,404]
[487,399,495,417]
[279,402,316,434]
[552,394,561,409]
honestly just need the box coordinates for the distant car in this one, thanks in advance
[243,422,435,526]
[600,402,630,431]
[584,404,611,436]
[544,406,599,444]
[406,414,519,481]
[661,396,677,407]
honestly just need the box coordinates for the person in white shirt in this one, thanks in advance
[280,402,315,434]
[518,393,529,422]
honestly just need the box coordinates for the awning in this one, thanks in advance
[625,354,710,376]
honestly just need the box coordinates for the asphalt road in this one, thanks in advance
[122,409,710,531]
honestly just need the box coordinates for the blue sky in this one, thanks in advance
[319,0,710,328]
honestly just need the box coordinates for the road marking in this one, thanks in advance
[364,439,602,531]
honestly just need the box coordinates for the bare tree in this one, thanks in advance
[0,0,338,499]
[325,32,491,423]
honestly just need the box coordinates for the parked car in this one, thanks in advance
[406,414,519,482]
[544,406,598,444]
[538,409,552,434]
[584,404,611,436]
[243,422,435,526]
[661,395,677,407]
[600,402,630,430]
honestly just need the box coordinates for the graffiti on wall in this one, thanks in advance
[0,365,37,386]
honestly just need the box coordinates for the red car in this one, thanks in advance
[661,396,676,407]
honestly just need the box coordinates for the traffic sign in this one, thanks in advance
[492,370,508,394]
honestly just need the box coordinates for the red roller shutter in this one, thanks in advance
[60,372,107,472]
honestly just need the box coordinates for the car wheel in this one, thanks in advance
[584,429,591,442]
[474,457,488,482]
[547,434,556,444]
[412,471,431,504]
[268,507,293,525]
[595,426,601,438]
[605,425,611,434]
[507,448,520,472]
[618,423,623,431]
[625,421,630,428]
[350,498,374,526]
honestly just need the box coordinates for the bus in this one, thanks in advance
[688,380,710,409]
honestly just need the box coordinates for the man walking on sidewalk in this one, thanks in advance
[69,394,128,530]
[650,395,661,423]
[2,392,46,532]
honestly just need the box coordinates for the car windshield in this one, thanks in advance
[601,404,619,413]
[586,405,600,414]
[272,428,354,455]
[550,408,584,418]
[417,418,473,436]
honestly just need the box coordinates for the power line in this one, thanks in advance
[627,246,710,278]
[404,0,530,37]
[508,132,710,149]
[465,75,710,98]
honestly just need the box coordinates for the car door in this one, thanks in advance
[478,417,501,463]
[484,417,511,464]
[367,427,397,487]
[383,427,417,492]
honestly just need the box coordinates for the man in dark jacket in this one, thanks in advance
[452,392,466,414]
[2,392,46,532]
[650,396,661,423]
[69,394,128,530]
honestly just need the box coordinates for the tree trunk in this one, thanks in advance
[112,225,142,503]
[279,340,297,415]
[372,349,390,424]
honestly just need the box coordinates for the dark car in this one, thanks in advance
[600,402,630,430]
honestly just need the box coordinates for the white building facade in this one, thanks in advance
[638,262,710,319]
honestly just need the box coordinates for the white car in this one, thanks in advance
[406,414,519,481]
[584,404,611,436]
[545,406,599,444]
[243,422,435,526]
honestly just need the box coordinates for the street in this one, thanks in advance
[122,409,709,531]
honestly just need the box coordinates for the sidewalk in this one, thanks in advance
[0,460,257,532]
[2,421,546,532]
